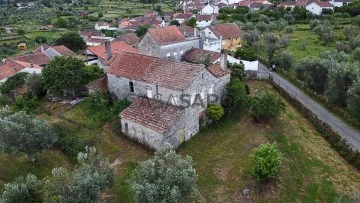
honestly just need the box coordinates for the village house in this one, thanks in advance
[305,0,333,15]
[115,33,140,47]
[183,48,259,71]
[203,23,242,51]
[0,45,75,82]
[86,41,138,69]
[137,25,200,61]
[119,16,163,32]
[196,14,215,28]
[79,30,104,41]
[329,0,352,7]
[178,25,198,37]
[105,51,230,150]
[173,13,196,25]
[95,21,118,31]
[200,4,219,14]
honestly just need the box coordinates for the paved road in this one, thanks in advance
[258,63,360,151]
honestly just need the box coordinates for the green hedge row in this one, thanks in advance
[270,77,360,171]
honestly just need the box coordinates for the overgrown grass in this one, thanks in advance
[179,81,360,202]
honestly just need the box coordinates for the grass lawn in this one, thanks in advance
[0,81,359,202]
[179,81,360,202]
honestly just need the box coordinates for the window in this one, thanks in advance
[174,52,177,56]
[209,85,214,95]
[124,123,128,133]
[146,86,152,98]
[129,81,134,92]
[202,73,205,79]
[190,94,195,104]
[180,50,184,55]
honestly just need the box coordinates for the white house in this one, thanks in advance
[306,0,333,15]
[202,37,222,52]
[95,22,118,31]
[329,0,352,7]
[196,14,214,28]
[200,4,219,14]
[173,13,195,24]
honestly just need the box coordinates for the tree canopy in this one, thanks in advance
[0,108,58,161]
[54,32,86,52]
[130,147,199,202]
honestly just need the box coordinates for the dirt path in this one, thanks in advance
[258,63,360,151]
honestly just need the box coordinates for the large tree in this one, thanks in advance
[130,147,199,202]
[263,33,279,61]
[44,147,114,202]
[226,78,249,111]
[42,57,86,95]
[55,32,86,52]
[326,62,357,107]
[0,109,58,161]
[347,77,360,119]
[250,93,284,123]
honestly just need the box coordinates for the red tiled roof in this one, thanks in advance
[87,41,139,60]
[108,52,204,90]
[147,25,186,45]
[311,0,333,7]
[117,33,140,45]
[51,45,76,56]
[80,30,103,37]
[87,38,108,44]
[11,53,50,65]
[86,77,108,93]
[178,25,195,36]
[296,0,308,6]
[239,1,254,6]
[0,59,42,80]
[207,64,231,78]
[173,13,194,19]
[196,14,212,21]
[208,23,242,39]
[183,48,221,64]
[120,97,184,133]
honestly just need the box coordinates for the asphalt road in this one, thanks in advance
[258,63,360,151]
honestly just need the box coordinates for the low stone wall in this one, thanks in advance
[269,76,360,170]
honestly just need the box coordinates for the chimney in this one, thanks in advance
[194,27,198,37]
[105,40,112,60]
[30,63,34,68]
[220,49,227,71]
[41,46,44,53]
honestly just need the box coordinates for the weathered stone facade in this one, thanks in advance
[138,32,200,61]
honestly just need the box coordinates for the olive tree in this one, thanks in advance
[0,109,58,161]
[250,143,282,182]
[0,174,41,203]
[275,51,293,70]
[264,33,279,61]
[326,62,357,107]
[347,78,360,119]
[130,147,199,203]
[343,25,359,40]
[44,147,114,203]
[353,47,360,61]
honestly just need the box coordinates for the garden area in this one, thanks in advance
[0,80,359,202]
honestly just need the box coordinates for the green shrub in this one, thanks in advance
[0,95,8,107]
[207,103,225,122]
[250,143,282,182]
[250,93,284,123]
[13,95,43,113]
[0,72,28,94]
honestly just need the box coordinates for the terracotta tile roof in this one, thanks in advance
[178,25,195,36]
[11,53,50,65]
[87,41,139,60]
[86,77,108,93]
[120,97,184,133]
[51,45,76,56]
[296,0,308,6]
[209,23,242,39]
[108,52,204,90]
[96,21,110,26]
[80,30,103,37]
[183,48,221,64]
[117,33,140,45]
[0,59,42,80]
[173,13,194,19]
[87,38,108,44]
[207,64,231,78]
[196,14,212,21]
[33,45,51,53]
[312,0,333,7]
[239,1,254,6]
[147,26,186,45]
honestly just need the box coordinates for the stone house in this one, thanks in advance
[86,41,138,69]
[115,33,140,47]
[106,51,231,150]
[203,23,242,51]
[137,26,200,61]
